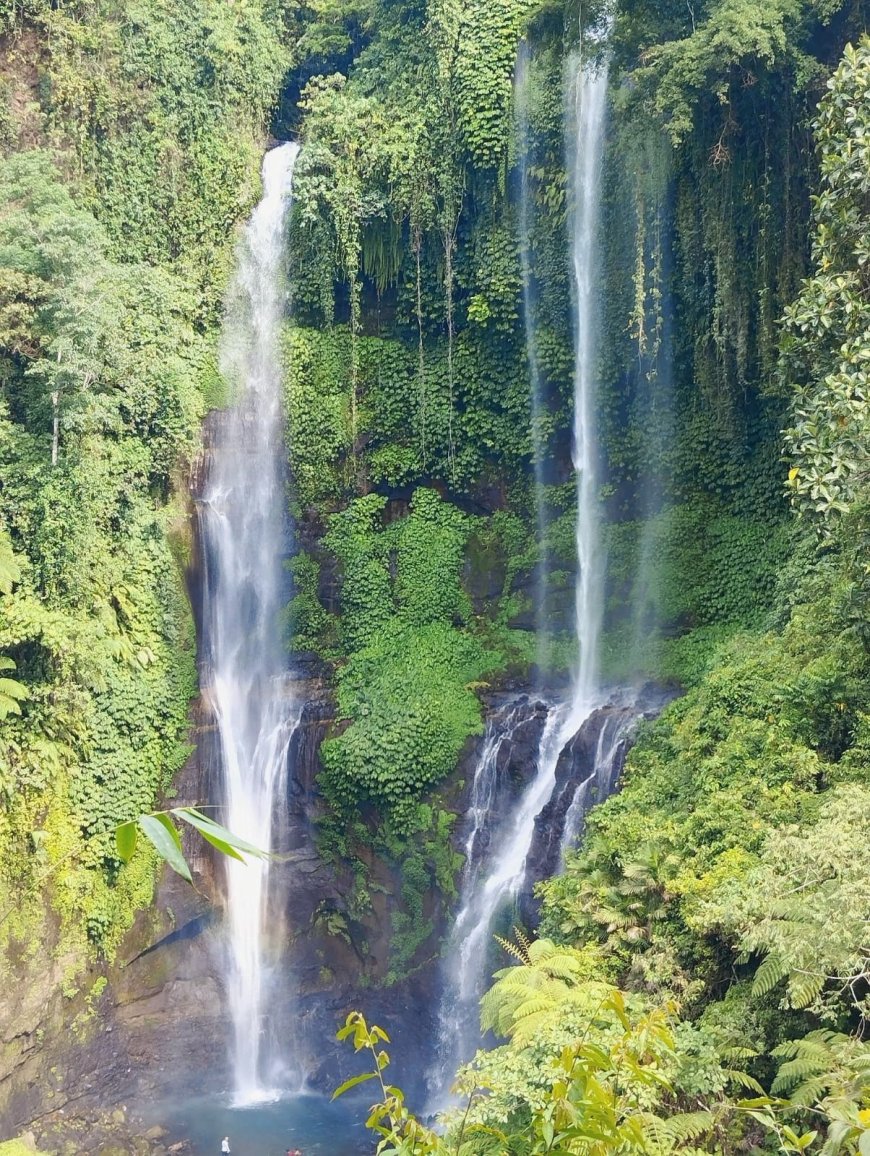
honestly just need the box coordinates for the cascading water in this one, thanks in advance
[559,709,635,857]
[516,39,550,676]
[200,141,301,1107]
[427,698,559,1104]
[568,41,609,718]
[426,41,613,1110]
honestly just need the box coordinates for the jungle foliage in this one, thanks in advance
[267,0,870,996]
[289,4,870,1153]
[464,40,870,1156]
[0,0,290,976]
[0,0,869,1148]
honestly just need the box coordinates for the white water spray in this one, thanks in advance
[569,44,609,717]
[201,142,301,1106]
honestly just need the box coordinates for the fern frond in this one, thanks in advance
[772,1057,829,1095]
[720,1046,759,1062]
[753,953,788,998]
[494,934,531,966]
[788,971,826,1009]
[666,1110,715,1141]
[724,1068,766,1094]
[788,1075,832,1107]
[514,926,532,956]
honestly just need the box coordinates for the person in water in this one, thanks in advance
[221,1139,231,1154]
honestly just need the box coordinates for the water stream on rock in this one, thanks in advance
[427,698,558,1102]
[559,708,637,857]
[200,141,301,1106]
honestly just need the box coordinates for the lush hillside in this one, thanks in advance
[0,0,869,1151]
[0,0,288,971]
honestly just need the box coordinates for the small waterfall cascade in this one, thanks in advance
[516,39,550,676]
[559,708,636,856]
[427,697,558,1104]
[458,699,530,900]
[200,141,301,1106]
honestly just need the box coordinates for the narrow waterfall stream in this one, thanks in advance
[516,39,550,676]
[200,141,301,1107]
[427,698,555,1102]
[559,708,637,856]
[569,42,609,716]
[426,44,614,1109]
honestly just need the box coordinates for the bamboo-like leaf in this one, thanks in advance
[331,1071,376,1100]
[138,814,192,882]
[172,807,268,859]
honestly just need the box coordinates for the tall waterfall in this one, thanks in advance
[569,44,609,716]
[427,43,612,1110]
[200,141,301,1106]
[516,40,550,677]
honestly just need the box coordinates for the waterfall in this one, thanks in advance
[200,141,301,1107]
[427,698,558,1105]
[516,39,550,677]
[426,42,614,1111]
[569,45,609,716]
[559,709,635,857]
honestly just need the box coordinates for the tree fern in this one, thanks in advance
[0,657,28,720]
[0,531,20,596]
[752,952,788,998]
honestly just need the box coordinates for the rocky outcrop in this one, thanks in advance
[527,684,676,890]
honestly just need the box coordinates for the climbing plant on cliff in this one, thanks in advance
[783,38,870,533]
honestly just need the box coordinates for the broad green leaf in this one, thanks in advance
[190,829,245,863]
[171,807,268,859]
[115,821,138,863]
[332,1071,376,1100]
[138,813,192,882]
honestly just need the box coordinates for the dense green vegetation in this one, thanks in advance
[0,0,289,974]
[289,1,870,1152]
[0,0,869,1150]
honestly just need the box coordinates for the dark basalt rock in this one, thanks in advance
[523,684,676,915]
[528,703,636,885]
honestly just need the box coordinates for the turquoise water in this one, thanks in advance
[153,1091,373,1155]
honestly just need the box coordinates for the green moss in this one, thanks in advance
[316,488,502,827]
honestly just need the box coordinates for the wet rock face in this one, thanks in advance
[525,684,677,901]
[528,704,636,886]
[474,695,550,816]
